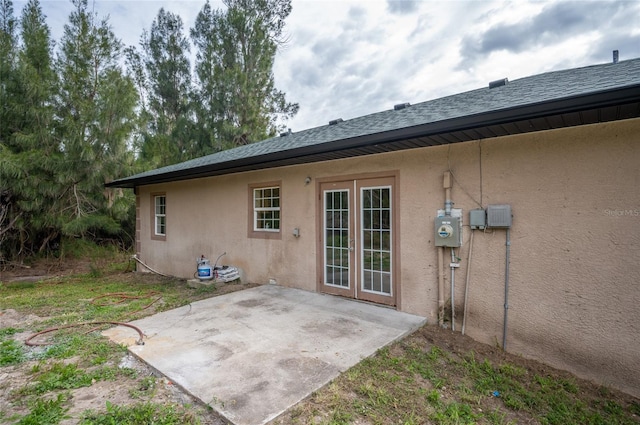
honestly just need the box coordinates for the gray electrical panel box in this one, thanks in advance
[469,209,486,230]
[434,216,462,247]
[487,204,512,228]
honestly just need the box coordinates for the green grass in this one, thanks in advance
[15,361,131,396]
[16,394,69,425]
[79,401,201,425]
[0,269,198,328]
[0,328,25,366]
[3,278,168,321]
[129,376,157,399]
[277,337,640,425]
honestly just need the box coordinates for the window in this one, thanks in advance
[254,186,280,231]
[248,182,282,239]
[152,194,166,240]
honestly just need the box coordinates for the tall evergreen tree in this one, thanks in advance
[0,0,17,146]
[191,0,298,150]
[9,0,59,252]
[16,0,56,153]
[0,0,22,257]
[54,0,137,239]
[1,0,64,257]
[1,0,138,260]
[139,8,193,167]
[123,45,152,164]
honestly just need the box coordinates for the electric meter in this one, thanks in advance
[438,224,454,238]
[434,216,461,247]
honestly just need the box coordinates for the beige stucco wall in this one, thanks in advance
[135,117,640,397]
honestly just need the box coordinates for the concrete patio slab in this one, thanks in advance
[103,285,426,425]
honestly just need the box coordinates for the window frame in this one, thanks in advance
[151,193,166,241]
[248,182,282,240]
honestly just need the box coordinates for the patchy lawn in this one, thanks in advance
[1,256,252,424]
[2,255,639,425]
[271,325,640,425]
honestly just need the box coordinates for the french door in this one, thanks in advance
[319,176,396,306]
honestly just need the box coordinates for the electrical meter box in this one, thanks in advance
[434,216,462,247]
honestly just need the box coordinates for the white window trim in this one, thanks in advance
[253,186,280,232]
[154,195,166,237]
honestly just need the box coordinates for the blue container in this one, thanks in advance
[197,257,214,280]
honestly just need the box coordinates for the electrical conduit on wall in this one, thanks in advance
[437,172,453,327]
[462,229,474,335]
[503,228,511,350]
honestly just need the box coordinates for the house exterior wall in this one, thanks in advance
[135,117,640,397]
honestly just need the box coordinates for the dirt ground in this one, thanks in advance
[0,332,226,424]
[0,256,96,281]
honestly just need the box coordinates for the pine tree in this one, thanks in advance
[0,44,13,251]
[191,0,298,151]
[139,8,193,167]
[2,0,139,260]
[54,0,137,239]
[0,0,17,146]
[0,0,24,257]
[12,0,60,251]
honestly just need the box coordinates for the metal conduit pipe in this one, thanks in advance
[502,228,511,350]
[462,229,475,335]
[439,171,453,328]
[438,247,445,327]
[444,171,452,217]
[450,247,456,331]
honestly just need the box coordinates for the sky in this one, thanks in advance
[12,0,640,132]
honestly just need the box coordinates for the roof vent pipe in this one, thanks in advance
[394,102,410,111]
[329,118,343,125]
[279,128,292,137]
[489,78,508,89]
[613,50,619,64]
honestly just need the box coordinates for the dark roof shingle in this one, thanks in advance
[107,58,640,188]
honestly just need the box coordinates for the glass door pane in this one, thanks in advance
[360,186,392,296]
[324,189,350,288]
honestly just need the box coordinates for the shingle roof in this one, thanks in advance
[107,58,640,188]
